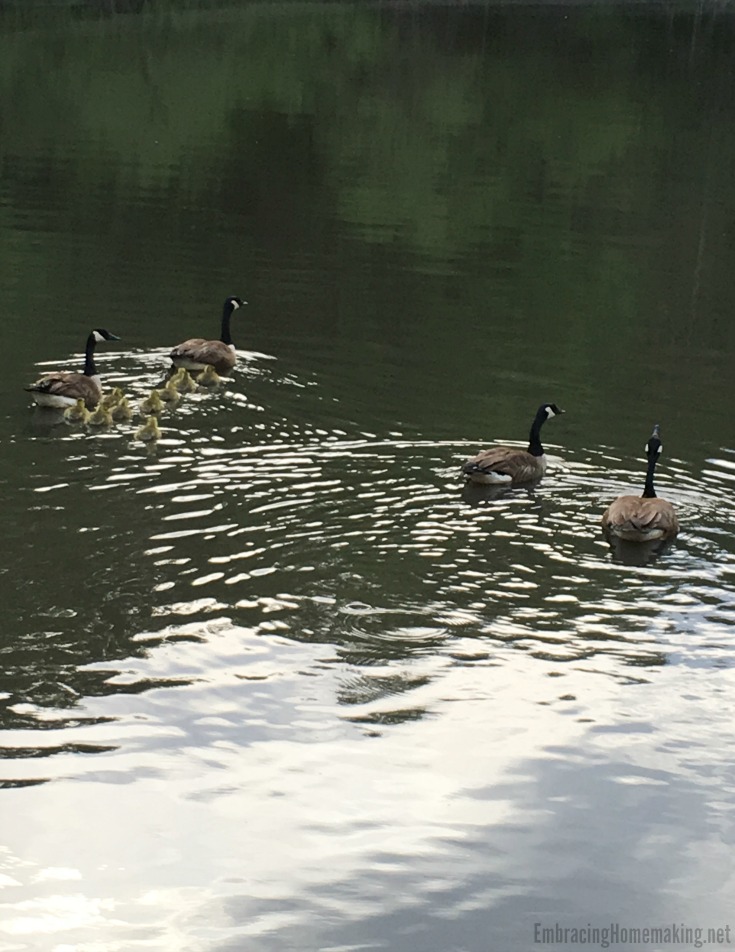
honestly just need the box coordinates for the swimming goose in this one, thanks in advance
[111,397,133,422]
[156,380,181,406]
[63,398,91,425]
[170,367,198,393]
[140,389,164,415]
[601,425,679,542]
[25,328,120,409]
[88,404,114,427]
[197,364,222,388]
[99,386,125,410]
[169,296,245,375]
[463,403,564,485]
[135,415,162,442]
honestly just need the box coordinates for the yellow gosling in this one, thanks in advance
[88,404,114,427]
[171,368,198,393]
[140,389,165,415]
[111,397,133,422]
[157,381,181,407]
[197,364,222,388]
[99,387,125,410]
[63,398,91,425]
[135,415,161,442]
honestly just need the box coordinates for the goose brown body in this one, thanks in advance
[170,296,245,375]
[26,328,120,409]
[463,403,564,485]
[601,495,678,541]
[601,425,679,542]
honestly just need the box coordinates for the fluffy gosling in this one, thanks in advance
[63,398,91,425]
[111,397,133,423]
[99,387,125,410]
[197,364,222,388]
[135,415,162,442]
[88,404,114,427]
[157,381,181,407]
[140,390,165,415]
[171,368,198,393]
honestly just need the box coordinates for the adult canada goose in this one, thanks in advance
[170,367,198,393]
[169,296,245,375]
[63,398,91,426]
[463,403,564,485]
[197,364,222,388]
[140,389,164,415]
[111,397,133,422]
[25,328,120,409]
[135,415,161,442]
[601,424,679,542]
[88,404,114,427]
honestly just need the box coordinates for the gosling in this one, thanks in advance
[140,390,165,415]
[63,398,91,425]
[135,415,162,442]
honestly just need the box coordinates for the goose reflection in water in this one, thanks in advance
[604,536,676,566]
[461,478,542,508]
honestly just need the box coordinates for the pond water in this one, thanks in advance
[1,2,735,949]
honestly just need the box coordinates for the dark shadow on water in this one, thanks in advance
[603,535,676,566]
[461,479,542,507]
[27,408,66,431]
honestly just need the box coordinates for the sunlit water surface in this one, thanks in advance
[1,3,735,950]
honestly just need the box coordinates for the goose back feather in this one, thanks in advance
[601,424,679,542]
[25,328,120,409]
[463,403,564,485]
[170,296,245,375]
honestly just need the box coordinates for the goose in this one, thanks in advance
[170,296,245,375]
[25,328,120,409]
[197,364,222,388]
[170,367,198,393]
[99,386,125,410]
[157,380,181,406]
[111,397,133,422]
[140,389,164,415]
[135,415,161,442]
[88,404,114,427]
[601,424,679,542]
[63,398,91,425]
[463,403,564,485]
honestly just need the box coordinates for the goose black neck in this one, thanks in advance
[220,301,236,346]
[83,333,98,377]
[642,455,658,498]
[526,407,548,458]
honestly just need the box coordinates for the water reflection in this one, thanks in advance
[3,1,735,949]
[5,344,733,737]
[603,536,676,566]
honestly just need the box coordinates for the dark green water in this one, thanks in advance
[1,3,735,949]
